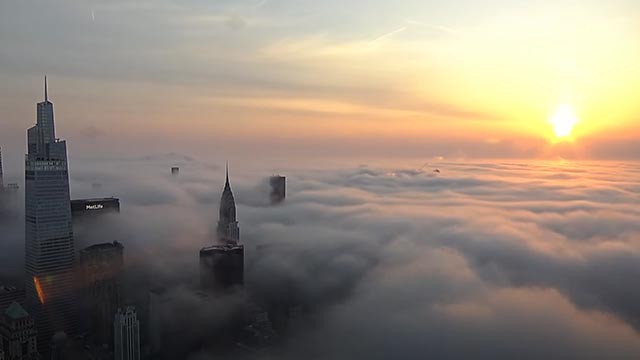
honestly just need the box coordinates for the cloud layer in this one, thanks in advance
[1,156,639,358]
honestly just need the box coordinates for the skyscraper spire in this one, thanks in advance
[44,76,48,102]
[225,161,229,185]
[218,161,239,243]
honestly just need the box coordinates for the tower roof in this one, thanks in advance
[219,164,236,219]
[218,162,238,241]
[5,301,29,320]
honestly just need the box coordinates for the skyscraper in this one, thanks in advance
[216,164,240,243]
[200,244,245,290]
[0,146,5,191]
[147,288,167,355]
[269,175,286,204]
[0,302,39,360]
[79,241,124,348]
[201,167,244,290]
[114,307,140,360]
[24,78,77,353]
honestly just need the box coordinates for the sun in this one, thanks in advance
[550,105,578,139]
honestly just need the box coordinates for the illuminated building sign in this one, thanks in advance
[71,198,120,218]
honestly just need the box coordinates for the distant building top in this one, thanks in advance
[81,241,124,252]
[201,244,244,252]
[4,301,29,320]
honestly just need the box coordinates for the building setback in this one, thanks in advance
[114,307,140,360]
[79,241,124,349]
[24,78,78,354]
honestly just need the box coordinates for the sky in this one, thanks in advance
[1,0,640,162]
[3,157,640,358]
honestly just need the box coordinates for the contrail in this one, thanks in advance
[372,26,407,42]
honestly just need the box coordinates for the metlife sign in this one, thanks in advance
[71,198,120,218]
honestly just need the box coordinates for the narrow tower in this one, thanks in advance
[24,77,77,354]
[0,146,4,191]
[216,163,240,243]
[114,307,141,360]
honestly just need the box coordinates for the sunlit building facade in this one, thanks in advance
[24,78,77,354]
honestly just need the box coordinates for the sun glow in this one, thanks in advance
[550,105,579,140]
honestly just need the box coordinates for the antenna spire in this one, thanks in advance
[225,161,229,184]
[44,76,48,102]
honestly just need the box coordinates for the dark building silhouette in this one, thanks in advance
[0,287,24,315]
[147,288,167,356]
[79,242,124,349]
[0,146,4,192]
[269,175,286,204]
[0,302,39,360]
[200,244,245,290]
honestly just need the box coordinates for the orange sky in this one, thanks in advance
[0,0,639,160]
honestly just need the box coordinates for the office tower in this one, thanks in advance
[200,244,244,290]
[0,287,25,314]
[0,146,4,191]
[114,307,140,360]
[0,302,39,360]
[269,175,286,204]
[70,198,121,219]
[71,198,121,251]
[147,288,167,355]
[79,242,124,348]
[24,78,77,354]
[216,165,240,243]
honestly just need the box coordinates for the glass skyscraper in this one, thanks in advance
[24,78,77,353]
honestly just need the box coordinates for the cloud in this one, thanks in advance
[2,156,640,358]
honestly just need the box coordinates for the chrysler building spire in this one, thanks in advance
[217,163,239,243]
